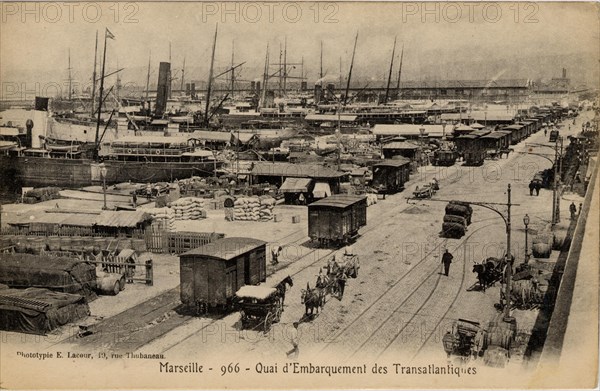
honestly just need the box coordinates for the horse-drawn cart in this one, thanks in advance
[235,285,283,333]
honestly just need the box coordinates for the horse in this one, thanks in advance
[275,275,293,306]
[472,257,505,292]
[301,283,323,317]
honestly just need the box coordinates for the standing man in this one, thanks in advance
[529,181,535,196]
[570,202,577,220]
[132,192,137,208]
[286,322,300,360]
[337,272,347,300]
[271,245,282,265]
[579,203,583,215]
[441,249,453,276]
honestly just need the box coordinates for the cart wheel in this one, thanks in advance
[275,304,283,323]
[264,312,274,333]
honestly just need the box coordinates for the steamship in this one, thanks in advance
[0,98,220,190]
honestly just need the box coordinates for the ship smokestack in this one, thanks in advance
[25,119,33,148]
[156,62,170,116]
[326,83,335,100]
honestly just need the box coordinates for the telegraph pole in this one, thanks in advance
[504,184,514,323]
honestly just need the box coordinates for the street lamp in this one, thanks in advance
[523,214,530,264]
[419,126,426,166]
[100,163,108,210]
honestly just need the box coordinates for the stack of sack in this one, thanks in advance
[168,197,206,221]
[232,196,276,221]
[147,207,176,231]
[258,196,276,221]
[366,193,378,206]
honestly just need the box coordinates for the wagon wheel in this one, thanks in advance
[263,312,274,333]
[274,303,283,323]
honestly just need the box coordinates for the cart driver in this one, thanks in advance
[316,269,328,289]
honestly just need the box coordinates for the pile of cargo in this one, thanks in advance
[147,207,176,231]
[168,197,207,221]
[366,193,378,206]
[23,187,61,204]
[232,196,276,221]
[441,201,473,239]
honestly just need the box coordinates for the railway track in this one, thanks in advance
[315,220,496,361]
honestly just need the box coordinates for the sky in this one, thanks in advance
[1,2,599,96]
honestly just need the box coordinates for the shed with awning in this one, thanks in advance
[279,177,313,193]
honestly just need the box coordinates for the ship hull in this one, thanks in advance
[0,155,218,189]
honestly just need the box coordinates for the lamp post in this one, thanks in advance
[419,126,426,167]
[100,163,108,210]
[523,214,530,264]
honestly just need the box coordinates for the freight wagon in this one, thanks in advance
[308,195,367,247]
[371,159,411,194]
[179,237,267,314]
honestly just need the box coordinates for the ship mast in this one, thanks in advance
[384,36,397,104]
[145,51,151,105]
[90,30,98,117]
[344,32,358,106]
[230,40,235,98]
[168,41,172,99]
[94,28,112,160]
[320,40,323,80]
[204,24,218,128]
[261,43,269,108]
[396,43,404,99]
[180,56,186,95]
[68,48,72,100]
[283,36,287,96]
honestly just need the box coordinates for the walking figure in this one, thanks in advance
[286,322,300,360]
[579,203,583,215]
[132,192,137,208]
[570,202,577,220]
[441,249,453,276]
[544,129,547,137]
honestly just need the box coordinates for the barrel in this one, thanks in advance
[97,276,121,295]
[443,214,467,226]
[14,236,28,253]
[292,215,301,224]
[552,227,570,250]
[29,237,47,255]
[532,243,552,258]
[532,233,552,245]
[47,237,62,251]
[485,325,513,350]
[131,238,147,252]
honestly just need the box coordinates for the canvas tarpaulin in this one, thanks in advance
[0,287,89,335]
[279,177,312,193]
[313,182,332,198]
[0,254,97,301]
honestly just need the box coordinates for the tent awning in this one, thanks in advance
[279,177,312,193]
[313,181,332,198]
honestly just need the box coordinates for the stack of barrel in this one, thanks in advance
[442,201,473,239]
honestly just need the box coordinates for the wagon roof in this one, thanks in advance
[180,237,266,260]
[372,158,411,168]
[308,194,367,209]
[235,285,278,300]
